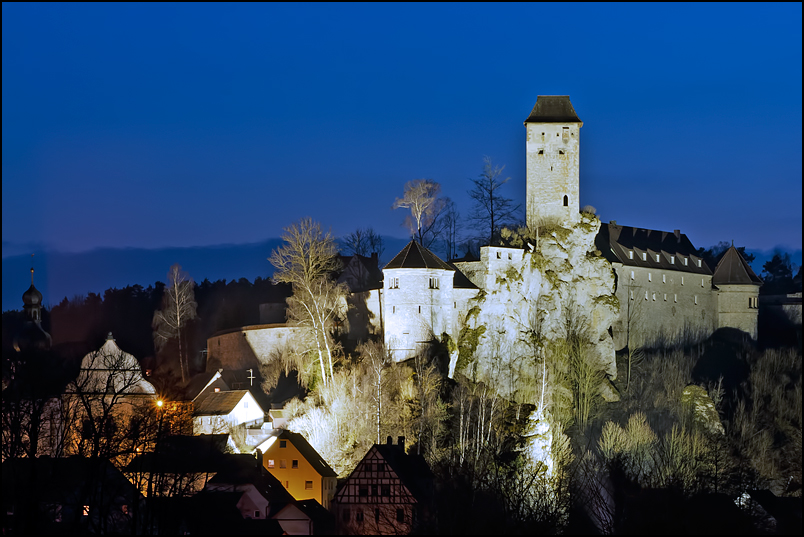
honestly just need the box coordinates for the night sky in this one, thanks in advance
[3,4,801,308]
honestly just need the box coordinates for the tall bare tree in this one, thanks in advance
[343,226,385,260]
[270,218,348,387]
[153,264,197,384]
[443,200,460,261]
[468,156,520,245]
[393,179,449,247]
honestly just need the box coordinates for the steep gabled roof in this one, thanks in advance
[193,390,254,416]
[384,241,454,271]
[524,95,582,123]
[713,246,763,286]
[373,443,434,504]
[596,222,712,275]
[279,430,337,478]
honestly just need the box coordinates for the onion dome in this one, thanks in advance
[22,284,43,306]
[14,266,52,352]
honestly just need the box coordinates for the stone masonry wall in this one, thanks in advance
[526,122,581,228]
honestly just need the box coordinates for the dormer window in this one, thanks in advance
[656,254,660,262]
[671,256,675,264]
[628,251,633,259]
[697,259,702,268]
[642,253,647,261]
[683,257,688,266]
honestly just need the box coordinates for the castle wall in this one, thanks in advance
[383,267,454,362]
[612,264,716,349]
[454,246,525,292]
[207,325,302,370]
[717,284,760,339]
[526,122,581,228]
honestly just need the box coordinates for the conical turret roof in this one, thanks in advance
[384,241,454,271]
[713,246,762,286]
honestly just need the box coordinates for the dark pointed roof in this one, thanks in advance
[713,246,763,286]
[384,241,454,271]
[524,95,581,123]
[277,430,337,478]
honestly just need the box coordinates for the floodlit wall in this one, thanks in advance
[206,325,302,369]
[612,263,716,349]
[717,284,761,339]
[526,121,581,228]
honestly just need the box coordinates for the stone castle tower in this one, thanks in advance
[525,96,583,229]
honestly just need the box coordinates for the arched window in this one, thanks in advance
[563,195,568,206]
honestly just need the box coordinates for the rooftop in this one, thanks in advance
[384,240,454,271]
[524,95,582,123]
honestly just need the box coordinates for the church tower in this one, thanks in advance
[524,96,583,229]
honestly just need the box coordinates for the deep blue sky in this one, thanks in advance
[3,3,801,257]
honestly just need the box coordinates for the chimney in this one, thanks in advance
[386,436,393,446]
[397,436,405,450]
[673,229,681,242]
[371,252,378,266]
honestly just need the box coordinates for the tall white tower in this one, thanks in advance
[525,96,583,229]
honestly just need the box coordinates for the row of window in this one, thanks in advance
[388,277,440,289]
[390,302,458,314]
[267,458,299,469]
[630,291,698,304]
[359,484,392,497]
[630,271,706,287]
[342,507,407,524]
[628,250,700,267]
[536,149,569,156]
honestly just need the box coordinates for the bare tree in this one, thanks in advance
[393,179,449,247]
[468,156,520,245]
[343,227,385,260]
[152,264,197,384]
[443,200,460,261]
[270,218,349,387]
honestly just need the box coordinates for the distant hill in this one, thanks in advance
[4,238,796,313]
[2,236,412,312]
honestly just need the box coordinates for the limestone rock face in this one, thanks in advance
[458,214,619,402]
[681,385,725,435]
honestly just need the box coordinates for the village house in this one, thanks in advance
[332,436,434,535]
[256,430,339,509]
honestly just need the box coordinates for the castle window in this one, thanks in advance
[497,252,501,259]
[563,195,568,206]
[630,290,634,300]
[674,294,677,303]
[508,253,512,260]
[538,149,544,155]
[652,292,656,301]
[681,276,684,285]
[418,305,421,314]
[656,254,660,262]
[683,257,688,266]
[389,277,399,289]
[558,149,565,155]
[629,251,634,259]
[630,270,634,280]
[642,253,647,261]
[648,273,652,282]
[701,278,705,287]
[694,295,698,305]
[429,277,439,289]
[697,259,702,267]
[645,291,649,300]
[563,127,569,142]
[662,274,666,283]
[392,306,395,314]
[454,301,457,308]
[664,294,667,301]
[671,256,675,264]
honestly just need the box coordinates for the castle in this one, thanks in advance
[209,96,761,372]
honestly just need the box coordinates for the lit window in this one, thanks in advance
[698,259,701,267]
[656,254,660,262]
[121,505,128,515]
[642,252,647,261]
[305,481,313,490]
[280,440,287,448]
[683,258,688,266]
[629,251,634,259]
[292,459,299,469]
[268,459,275,468]
[83,506,90,517]
[280,459,287,468]
[214,387,220,392]
[671,256,675,264]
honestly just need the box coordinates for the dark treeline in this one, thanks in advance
[2,277,291,376]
